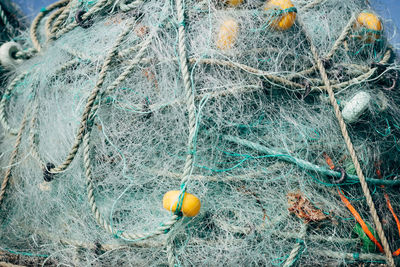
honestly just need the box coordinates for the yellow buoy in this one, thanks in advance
[355,12,382,43]
[264,0,296,31]
[216,18,239,50]
[163,190,201,217]
[224,0,244,7]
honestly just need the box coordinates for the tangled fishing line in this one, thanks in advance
[0,0,400,266]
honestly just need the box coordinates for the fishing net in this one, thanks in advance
[0,0,399,265]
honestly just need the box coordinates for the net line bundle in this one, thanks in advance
[0,0,400,265]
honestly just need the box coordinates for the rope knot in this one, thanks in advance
[371,62,388,76]
[160,223,173,233]
[141,98,152,120]
[353,252,360,261]
[43,163,56,182]
[75,9,93,29]
[332,166,347,184]
[175,189,186,216]
[321,58,333,70]
[295,238,304,244]
[113,229,124,238]
[371,63,398,90]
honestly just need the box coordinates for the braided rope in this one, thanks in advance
[166,224,180,267]
[283,224,307,267]
[326,14,356,60]
[45,6,66,41]
[14,48,37,60]
[287,14,356,81]
[30,0,70,52]
[29,102,45,168]
[118,42,147,58]
[54,0,111,40]
[74,14,183,241]
[119,0,144,12]
[176,0,197,188]
[0,72,28,135]
[314,250,387,261]
[164,0,199,265]
[189,58,304,89]
[0,1,397,265]
[83,131,179,241]
[55,25,153,174]
[47,19,138,174]
[0,109,29,205]
[51,0,74,35]
[297,17,395,267]
[61,45,95,61]
[1,11,163,177]
[222,135,400,187]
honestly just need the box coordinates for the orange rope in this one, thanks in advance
[375,162,400,256]
[337,189,384,253]
[384,193,400,240]
[324,154,400,255]
[394,248,400,257]
[323,152,335,170]
[323,153,384,253]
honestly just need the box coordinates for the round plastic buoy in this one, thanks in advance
[355,12,382,43]
[163,190,201,217]
[216,18,239,50]
[264,0,296,31]
[342,91,371,123]
[0,42,23,70]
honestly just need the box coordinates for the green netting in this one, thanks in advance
[0,0,399,265]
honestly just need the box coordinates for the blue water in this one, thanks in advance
[12,0,52,20]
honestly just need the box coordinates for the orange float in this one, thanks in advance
[163,190,201,217]
[224,0,244,7]
[264,0,296,31]
[354,12,382,43]
[216,18,240,50]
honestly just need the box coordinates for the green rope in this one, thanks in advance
[0,247,49,258]
[223,135,400,187]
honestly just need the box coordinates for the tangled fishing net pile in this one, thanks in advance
[0,0,400,265]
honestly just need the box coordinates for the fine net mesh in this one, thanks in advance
[0,0,400,265]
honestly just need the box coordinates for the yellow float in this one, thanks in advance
[163,190,201,217]
[264,0,296,31]
[224,0,244,7]
[354,12,382,43]
[216,18,239,50]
